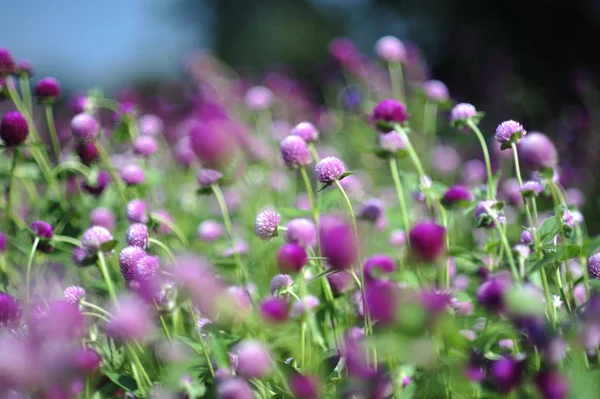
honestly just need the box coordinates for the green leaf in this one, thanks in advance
[338,171,356,180]
[539,216,562,245]
[319,351,341,380]
[581,236,600,257]
[529,245,580,274]
[196,187,213,196]
[103,371,138,392]
[277,207,312,219]
[308,268,338,285]
[540,167,555,181]
[112,121,130,144]
[100,239,119,252]
[318,182,333,192]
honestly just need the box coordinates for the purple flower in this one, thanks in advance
[365,280,398,324]
[441,185,473,207]
[535,369,568,399]
[260,297,289,323]
[474,200,505,228]
[76,141,99,166]
[30,220,54,239]
[34,77,60,101]
[107,296,154,342]
[462,159,486,185]
[432,145,461,176]
[73,348,101,375]
[389,229,406,247]
[450,103,477,123]
[90,207,115,231]
[372,99,408,131]
[82,170,111,196]
[277,243,308,273]
[81,226,113,253]
[566,187,584,208]
[126,198,148,223]
[495,120,526,145]
[0,111,29,146]
[138,114,163,136]
[288,374,322,399]
[364,255,396,283]
[520,180,543,197]
[374,35,406,63]
[125,223,149,249]
[190,121,238,170]
[16,59,34,76]
[121,164,145,185]
[269,274,293,295]
[378,131,406,153]
[197,220,224,242]
[0,231,7,253]
[327,270,355,295]
[0,292,21,327]
[477,278,508,313]
[490,355,525,393]
[285,218,317,248]
[517,132,558,170]
[133,135,158,157]
[0,48,16,75]
[422,80,449,102]
[135,255,159,281]
[71,113,100,143]
[589,253,600,279]
[291,295,320,319]
[315,156,346,183]
[358,198,384,223]
[513,244,531,259]
[197,168,223,187]
[218,378,255,399]
[119,246,147,283]
[234,340,273,378]
[280,135,312,169]
[254,209,281,240]
[520,229,535,245]
[320,216,357,270]
[245,86,274,111]
[291,121,319,142]
[409,221,446,262]
[72,246,89,266]
[64,286,86,305]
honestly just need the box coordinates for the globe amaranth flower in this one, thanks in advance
[565,187,584,208]
[218,378,255,399]
[450,103,477,124]
[517,132,558,171]
[269,274,294,295]
[138,114,163,136]
[374,35,406,63]
[315,156,346,183]
[329,37,359,65]
[364,254,396,283]
[441,185,473,207]
[72,246,89,267]
[0,111,29,146]
[289,374,322,399]
[245,85,274,111]
[291,121,319,142]
[125,223,149,249]
[0,292,21,327]
[432,145,461,176]
[63,286,86,305]
[16,59,34,76]
[495,120,526,146]
[365,280,399,324]
[135,255,159,282]
[197,220,224,242]
[372,99,408,132]
[284,218,317,248]
[357,198,384,223]
[422,80,449,102]
[535,369,568,399]
[254,209,281,240]
[490,355,526,393]
[588,253,600,279]
[409,221,446,262]
[474,200,506,229]
[197,168,223,187]
[327,270,355,296]
[119,246,147,283]
[477,278,508,313]
[133,135,158,157]
[389,229,406,247]
[378,130,406,153]
[30,220,54,239]
[190,120,239,170]
[126,198,148,223]
[260,297,289,323]
[77,141,99,165]
[233,340,273,378]
[320,216,357,270]
[291,295,320,319]
[82,170,111,197]
[106,295,154,342]
[277,243,308,273]
[520,229,535,246]
[0,231,6,253]
[71,113,100,143]
[280,135,312,169]
[81,226,113,253]
[34,77,60,102]
[90,207,115,231]
[121,164,145,185]
[0,48,16,75]
[73,347,101,375]
[520,180,543,197]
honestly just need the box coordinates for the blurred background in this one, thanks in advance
[3,0,600,229]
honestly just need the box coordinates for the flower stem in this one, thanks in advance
[389,157,410,232]
[97,251,118,305]
[494,221,520,283]
[18,74,32,112]
[45,104,61,162]
[5,148,19,232]
[467,120,494,199]
[188,300,215,377]
[81,300,113,317]
[149,237,176,263]
[26,237,40,302]
[96,141,128,204]
[389,63,405,102]
[300,167,318,223]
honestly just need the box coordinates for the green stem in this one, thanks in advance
[494,221,520,283]
[149,237,176,263]
[5,149,19,232]
[156,305,172,342]
[53,235,83,247]
[45,104,61,162]
[389,157,410,232]
[389,63,405,102]
[81,300,113,317]
[150,212,189,246]
[97,251,118,305]
[468,120,494,199]
[82,312,111,323]
[52,161,93,181]
[188,300,215,377]
[96,141,128,204]
[26,237,40,302]
[18,74,32,112]
[300,167,318,223]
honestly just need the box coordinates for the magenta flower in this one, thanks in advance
[126,198,148,223]
[474,200,505,228]
[285,218,317,248]
[260,297,290,323]
[197,220,224,242]
[218,378,255,399]
[517,132,558,170]
[73,348,101,375]
[589,253,600,279]
[34,77,60,102]
[0,111,29,146]
[71,113,100,143]
[365,280,399,324]
[16,59,34,76]
[277,243,308,273]
[315,156,346,183]
[77,141,99,165]
[121,164,145,185]
[63,286,86,305]
[408,221,446,262]
[280,135,312,169]
[291,121,319,142]
[364,254,396,283]
[125,223,149,249]
[450,103,477,124]
[0,231,6,253]
[81,226,113,253]
[269,274,294,295]
[119,246,147,283]
[422,80,449,102]
[197,168,224,187]
[520,180,543,197]
[378,131,406,153]
[133,135,158,157]
[30,220,54,239]
[320,216,357,270]
[245,86,274,111]
[495,120,526,145]
[441,185,473,207]
[327,270,355,295]
[107,296,154,342]
[374,36,406,63]
[90,207,115,231]
[372,99,408,131]
[135,255,160,281]
[138,114,163,136]
[233,340,273,378]
[254,209,281,240]
[289,374,322,399]
[0,292,21,327]
[0,48,16,75]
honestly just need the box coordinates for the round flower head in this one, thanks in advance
[358,198,384,223]
[329,37,359,65]
[566,187,584,209]
[72,246,89,266]
[277,243,308,273]
[0,48,16,75]
[520,180,543,197]
[422,80,449,102]
[138,114,163,136]
[126,198,148,223]
[589,253,600,279]
[378,131,406,153]
[270,274,293,295]
[535,369,568,399]
[30,220,54,239]
[517,132,558,170]
[34,77,60,102]
[71,113,100,143]
[64,286,86,305]
[315,156,346,183]
[0,231,6,253]
[121,164,145,185]
[289,374,322,399]
[365,280,399,324]
[389,229,406,247]
[133,135,158,157]
[77,141,100,165]
[234,340,273,378]
[327,270,355,295]
[175,136,195,168]
[374,35,406,63]
[81,226,113,253]
[17,59,34,76]
[0,111,29,146]
[372,99,408,131]
[495,120,526,145]
[119,246,147,283]
[450,103,477,124]
[474,200,505,229]
[280,135,312,169]
[291,295,320,319]
[82,170,111,197]
[135,255,159,281]
[197,168,223,187]
[441,185,474,207]
[432,145,461,176]
[73,347,102,375]
[126,223,149,249]
[254,209,281,240]
[291,121,319,142]
[197,220,224,242]
[285,218,317,248]
[90,207,115,231]
[106,296,154,342]
[364,255,396,283]
[218,378,255,399]
[245,85,274,111]
[490,356,525,393]
[520,229,535,245]
[320,216,357,270]
[190,120,239,170]
[260,297,289,323]
[0,292,21,327]
[477,278,508,313]
[409,221,446,262]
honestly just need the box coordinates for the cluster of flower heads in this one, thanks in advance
[0,35,594,399]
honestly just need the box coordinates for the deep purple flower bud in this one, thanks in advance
[490,356,525,393]
[378,131,406,153]
[289,374,322,399]
[291,295,320,319]
[277,243,308,273]
[125,223,149,249]
[218,378,255,399]
[372,99,408,131]
[477,279,507,313]
[320,216,357,270]
[315,156,346,183]
[517,132,558,170]
[450,103,477,123]
[535,369,568,399]
[133,135,158,157]
[0,231,7,253]
[119,246,147,283]
[520,229,535,245]
[90,207,115,231]
[30,220,54,239]
[73,348,101,375]
[126,199,148,223]
[72,246,88,266]
[0,111,29,146]
[521,180,543,197]
[81,226,113,253]
[138,114,163,136]
[121,164,145,185]
[34,77,60,101]
[77,141,100,165]
[254,209,281,240]
[0,292,21,326]
[135,255,159,281]
[588,253,600,279]
[474,200,505,228]
[495,120,526,145]
[64,286,86,305]
[280,135,312,169]
[234,340,273,378]
[365,280,398,324]
[106,296,154,342]
[374,36,406,63]
[291,122,319,142]
[441,185,473,207]
[422,80,449,102]
[285,218,317,248]
[197,168,223,187]
[364,255,396,283]
[82,171,111,196]
[269,274,293,295]
[197,220,224,242]
[358,198,384,222]
[245,86,274,111]
[327,270,355,295]
[260,297,289,323]
[71,113,100,143]
[409,221,446,262]
[0,48,16,75]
